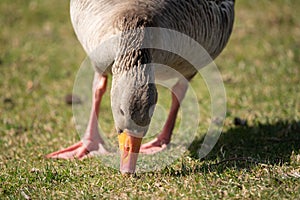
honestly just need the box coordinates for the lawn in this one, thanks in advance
[1,0,300,199]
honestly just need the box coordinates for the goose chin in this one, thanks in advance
[118,131,143,174]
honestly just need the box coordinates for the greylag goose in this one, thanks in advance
[47,0,235,174]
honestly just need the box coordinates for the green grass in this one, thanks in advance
[1,0,300,199]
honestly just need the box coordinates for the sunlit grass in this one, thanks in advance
[0,0,299,199]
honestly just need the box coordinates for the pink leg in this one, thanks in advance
[140,79,189,154]
[46,73,108,159]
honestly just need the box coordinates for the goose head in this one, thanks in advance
[111,48,157,174]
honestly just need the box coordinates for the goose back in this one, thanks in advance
[70,0,235,77]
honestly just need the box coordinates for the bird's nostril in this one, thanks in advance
[117,128,123,134]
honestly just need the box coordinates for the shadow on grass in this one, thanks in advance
[161,120,300,176]
[194,120,300,162]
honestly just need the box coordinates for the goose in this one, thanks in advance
[47,0,235,174]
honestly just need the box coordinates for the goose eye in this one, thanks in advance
[120,109,125,116]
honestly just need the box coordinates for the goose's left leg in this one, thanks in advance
[46,73,108,159]
[140,79,188,154]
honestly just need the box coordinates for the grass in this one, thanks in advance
[1,0,300,199]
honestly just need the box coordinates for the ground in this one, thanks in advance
[0,0,300,199]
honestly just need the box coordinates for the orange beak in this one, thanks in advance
[118,132,142,175]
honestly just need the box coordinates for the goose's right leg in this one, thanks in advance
[140,79,188,154]
[46,73,108,159]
